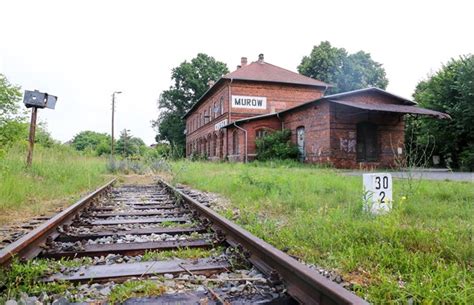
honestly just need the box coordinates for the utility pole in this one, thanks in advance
[111,91,122,162]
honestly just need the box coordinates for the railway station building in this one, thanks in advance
[183,54,448,169]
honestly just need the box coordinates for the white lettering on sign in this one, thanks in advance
[231,95,267,109]
[214,119,228,131]
[363,173,393,215]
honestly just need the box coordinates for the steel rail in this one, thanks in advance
[0,179,116,266]
[160,179,369,305]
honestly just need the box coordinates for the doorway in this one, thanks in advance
[357,122,377,162]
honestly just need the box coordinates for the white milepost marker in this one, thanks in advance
[363,173,392,215]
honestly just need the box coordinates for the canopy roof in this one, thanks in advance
[329,99,451,119]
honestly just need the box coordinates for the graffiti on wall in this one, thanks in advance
[340,131,356,153]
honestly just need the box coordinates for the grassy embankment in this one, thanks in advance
[167,161,473,304]
[0,145,107,226]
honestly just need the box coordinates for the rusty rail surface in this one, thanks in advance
[160,179,368,305]
[1,178,368,304]
[0,179,116,266]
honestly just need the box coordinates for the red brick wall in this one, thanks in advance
[226,116,282,161]
[329,103,405,169]
[186,83,407,168]
[282,102,332,164]
[186,82,230,157]
[230,81,324,119]
[280,98,405,169]
[185,79,324,159]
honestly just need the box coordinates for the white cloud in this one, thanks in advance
[0,0,472,144]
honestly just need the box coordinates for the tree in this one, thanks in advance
[409,55,474,170]
[0,74,57,152]
[298,41,388,93]
[0,74,22,123]
[152,53,229,152]
[71,131,111,155]
[0,74,24,152]
[116,129,146,157]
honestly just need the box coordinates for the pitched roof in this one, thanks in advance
[222,61,332,87]
[183,60,331,118]
[223,87,450,127]
[325,87,416,105]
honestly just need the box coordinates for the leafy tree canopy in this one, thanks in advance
[71,130,111,155]
[116,129,146,157]
[410,55,474,170]
[0,120,56,149]
[153,53,229,152]
[298,41,388,93]
[0,74,22,123]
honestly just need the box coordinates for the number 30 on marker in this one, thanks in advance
[363,173,393,215]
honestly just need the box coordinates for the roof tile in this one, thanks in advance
[223,61,331,87]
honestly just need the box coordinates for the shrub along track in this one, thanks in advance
[0,179,367,304]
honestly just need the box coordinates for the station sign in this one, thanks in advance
[232,95,267,110]
[215,119,228,130]
[363,173,392,215]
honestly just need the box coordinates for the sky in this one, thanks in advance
[0,0,472,145]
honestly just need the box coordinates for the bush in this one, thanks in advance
[255,129,299,161]
[459,145,474,171]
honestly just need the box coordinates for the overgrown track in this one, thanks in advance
[0,179,368,305]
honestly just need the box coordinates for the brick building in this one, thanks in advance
[184,55,448,168]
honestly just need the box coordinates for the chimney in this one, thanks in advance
[208,80,215,87]
[258,53,264,63]
[241,57,248,67]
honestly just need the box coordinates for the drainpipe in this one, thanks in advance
[276,112,283,130]
[233,122,248,163]
[227,78,234,158]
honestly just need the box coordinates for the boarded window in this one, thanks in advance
[233,131,240,155]
[357,122,377,162]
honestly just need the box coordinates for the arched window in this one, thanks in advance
[200,113,203,127]
[213,133,217,156]
[220,96,224,115]
[204,110,207,124]
[209,106,212,121]
[208,136,211,156]
[297,126,305,161]
[233,131,240,155]
[213,102,217,119]
[256,129,269,139]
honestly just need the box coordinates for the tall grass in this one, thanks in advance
[0,144,107,221]
[167,160,474,304]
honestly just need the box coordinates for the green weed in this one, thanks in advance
[0,258,74,302]
[141,247,223,261]
[108,280,165,303]
[0,144,106,225]
[163,160,474,304]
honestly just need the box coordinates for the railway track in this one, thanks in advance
[0,179,368,305]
